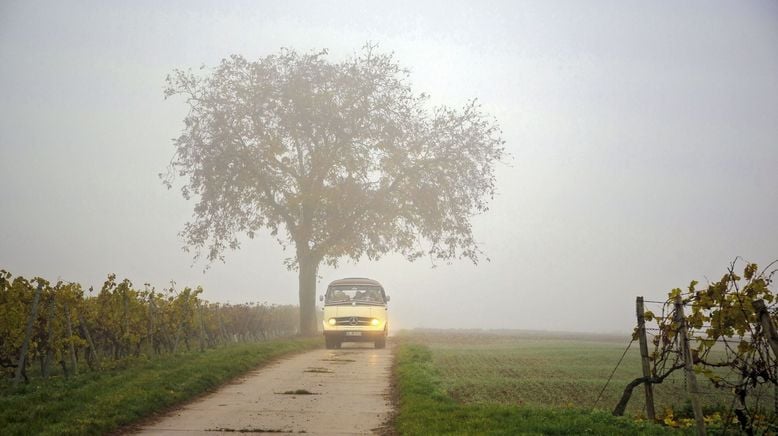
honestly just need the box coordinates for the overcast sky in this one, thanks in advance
[1,0,776,333]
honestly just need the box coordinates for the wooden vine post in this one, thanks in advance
[635,297,656,421]
[78,311,100,369]
[674,295,706,436]
[14,282,43,386]
[63,301,78,375]
[122,288,130,357]
[198,301,207,352]
[751,299,778,414]
[752,299,778,356]
[148,291,156,357]
[216,304,228,344]
[43,291,57,379]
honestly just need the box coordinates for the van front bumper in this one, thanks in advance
[323,329,386,342]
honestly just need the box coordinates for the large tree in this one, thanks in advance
[163,45,505,335]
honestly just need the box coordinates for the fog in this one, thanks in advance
[1,0,776,334]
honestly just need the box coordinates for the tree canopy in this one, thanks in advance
[164,45,505,334]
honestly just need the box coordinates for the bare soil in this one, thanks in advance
[133,342,393,435]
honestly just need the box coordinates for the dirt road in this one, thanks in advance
[134,343,393,435]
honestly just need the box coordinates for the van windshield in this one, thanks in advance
[325,287,384,305]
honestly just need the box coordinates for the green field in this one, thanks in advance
[394,329,774,434]
[401,330,732,414]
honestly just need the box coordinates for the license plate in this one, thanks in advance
[345,331,362,336]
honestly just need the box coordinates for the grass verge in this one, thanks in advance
[394,343,677,435]
[0,338,319,436]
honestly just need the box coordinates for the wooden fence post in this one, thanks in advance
[675,295,706,436]
[14,282,43,385]
[636,297,656,421]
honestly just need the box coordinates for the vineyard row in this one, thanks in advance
[0,270,299,384]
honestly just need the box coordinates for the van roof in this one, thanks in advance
[327,277,383,288]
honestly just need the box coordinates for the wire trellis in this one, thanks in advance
[606,287,778,433]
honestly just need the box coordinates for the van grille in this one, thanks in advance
[333,316,372,326]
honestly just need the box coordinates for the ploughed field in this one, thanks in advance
[399,329,771,418]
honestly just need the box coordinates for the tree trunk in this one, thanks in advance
[298,255,319,336]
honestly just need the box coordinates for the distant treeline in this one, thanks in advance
[0,270,298,384]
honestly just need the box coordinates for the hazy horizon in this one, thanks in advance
[1,0,776,334]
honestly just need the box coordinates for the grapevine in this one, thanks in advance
[614,259,778,433]
[0,269,300,384]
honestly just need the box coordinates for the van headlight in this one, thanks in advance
[328,318,336,326]
[371,318,380,326]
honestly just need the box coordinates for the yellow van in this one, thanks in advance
[320,277,389,349]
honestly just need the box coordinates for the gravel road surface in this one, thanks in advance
[134,343,393,435]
